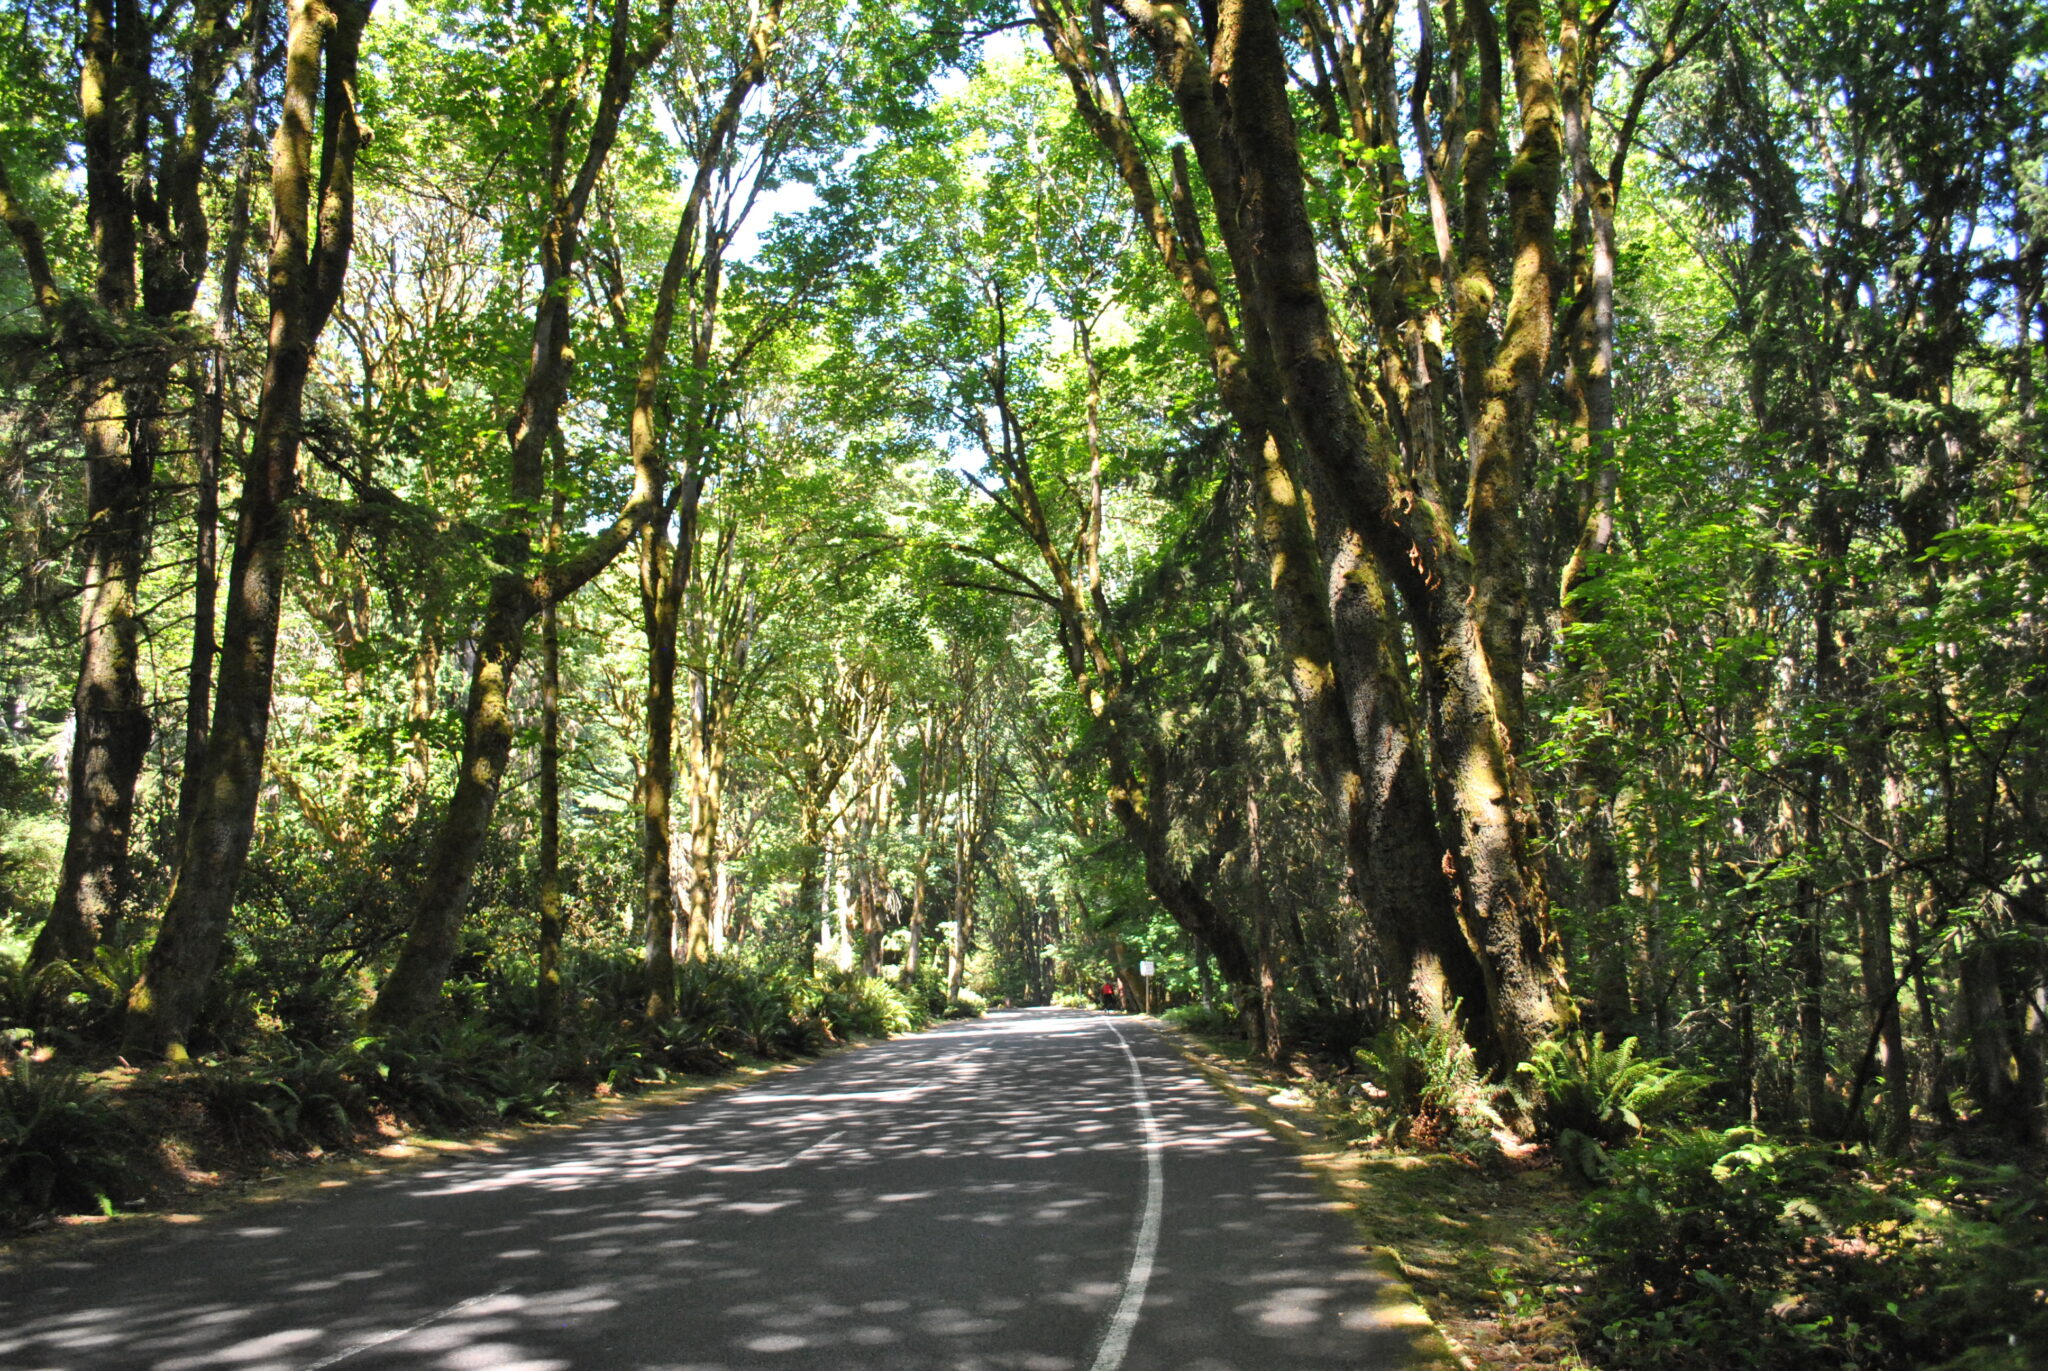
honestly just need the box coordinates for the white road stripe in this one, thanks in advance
[776,1128,846,1168]
[1090,1022,1164,1371]
[297,1286,510,1371]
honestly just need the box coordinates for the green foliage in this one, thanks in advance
[898,963,978,1023]
[344,1022,566,1127]
[1351,1002,1504,1146]
[1159,1002,1239,1036]
[0,1062,134,1221]
[813,970,924,1039]
[1518,1034,1711,1177]
[0,943,157,1053]
[1575,1130,2048,1370]
[190,1045,369,1152]
[0,949,80,1050]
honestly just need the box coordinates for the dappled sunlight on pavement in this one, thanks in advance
[0,1009,1432,1370]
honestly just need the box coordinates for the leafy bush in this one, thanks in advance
[900,965,958,1022]
[814,971,922,1038]
[1283,1002,1377,1058]
[728,977,803,1057]
[1519,1033,1710,1180]
[645,1017,732,1078]
[190,1045,367,1151]
[1521,1035,1709,1146]
[341,1022,567,1126]
[1351,1000,1503,1145]
[1574,1128,2048,1371]
[74,944,149,1035]
[0,1062,134,1220]
[569,1021,657,1092]
[344,1030,488,1126]
[0,951,82,1051]
[1159,1002,1239,1036]
[563,948,646,1022]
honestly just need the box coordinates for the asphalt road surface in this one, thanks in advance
[0,1008,1433,1370]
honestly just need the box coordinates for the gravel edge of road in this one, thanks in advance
[1137,1015,1469,1371]
[0,1035,890,1273]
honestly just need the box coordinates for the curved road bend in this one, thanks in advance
[0,1008,1435,1370]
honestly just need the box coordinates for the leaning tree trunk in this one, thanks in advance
[1027,11,1488,1037]
[1193,0,1572,1066]
[126,0,374,1057]
[40,373,158,966]
[31,0,236,968]
[371,1,785,1027]
[177,7,265,857]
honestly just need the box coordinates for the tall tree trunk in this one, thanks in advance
[125,0,372,1057]
[640,511,678,1017]
[177,8,265,856]
[1030,2,1494,1050]
[682,671,729,963]
[1160,0,1571,1064]
[32,0,236,967]
[371,2,785,1026]
[40,372,157,965]
[639,502,685,1019]
[536,481,566,1033]
[1245,791,1286,1061]
[905,844,932,977]
[1958,935,2037,1142]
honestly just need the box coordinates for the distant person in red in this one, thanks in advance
[1099,978,1120,1011]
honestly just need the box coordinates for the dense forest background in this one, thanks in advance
[2,0,2045,1364]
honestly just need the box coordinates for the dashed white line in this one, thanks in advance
[776,1128,847,1168]
[297,1286,510,1371]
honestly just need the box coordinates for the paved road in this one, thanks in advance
[0,1009,1431,1370]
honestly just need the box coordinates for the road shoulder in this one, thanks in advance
[1136,1013,1474,1371]
[0,1037,884,1272]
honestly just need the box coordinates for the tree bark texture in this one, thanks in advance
[1035,0,1568,1064]
[126,0,372,1057]
[373,0,791,1026]
[31,0,237,967]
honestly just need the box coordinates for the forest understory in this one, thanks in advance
[1159,1016,2048,1371]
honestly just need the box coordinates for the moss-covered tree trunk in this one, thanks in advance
[1079,0,1573,1065]
[127,0,372,1056]
[29,0,236,968]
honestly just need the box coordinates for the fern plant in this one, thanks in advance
[0,952,83,1044]
[0,1062,134,1220]
[192,1046,366,1151]
[1519,1034,1710,1148]
[1353,1000,1503,1143]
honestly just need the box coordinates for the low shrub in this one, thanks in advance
[1574,1128,2048,1371]
[1159,1002,1239,1036]
[1519,1033,1711,1182]
[74,944,150,1037]
[1351,1000,1504,1146]
[0,952,83,1055]
[900,965,957,1022]
[728,976,804,1057]
[814,971,922,1038]
[190,1044,367,1151]
[0,1062,135,1221]
[342,1022,566,1126]
[1283,1003,1377,1059]
[645,1017,732,1078]
[1521,1034,1710,1146]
